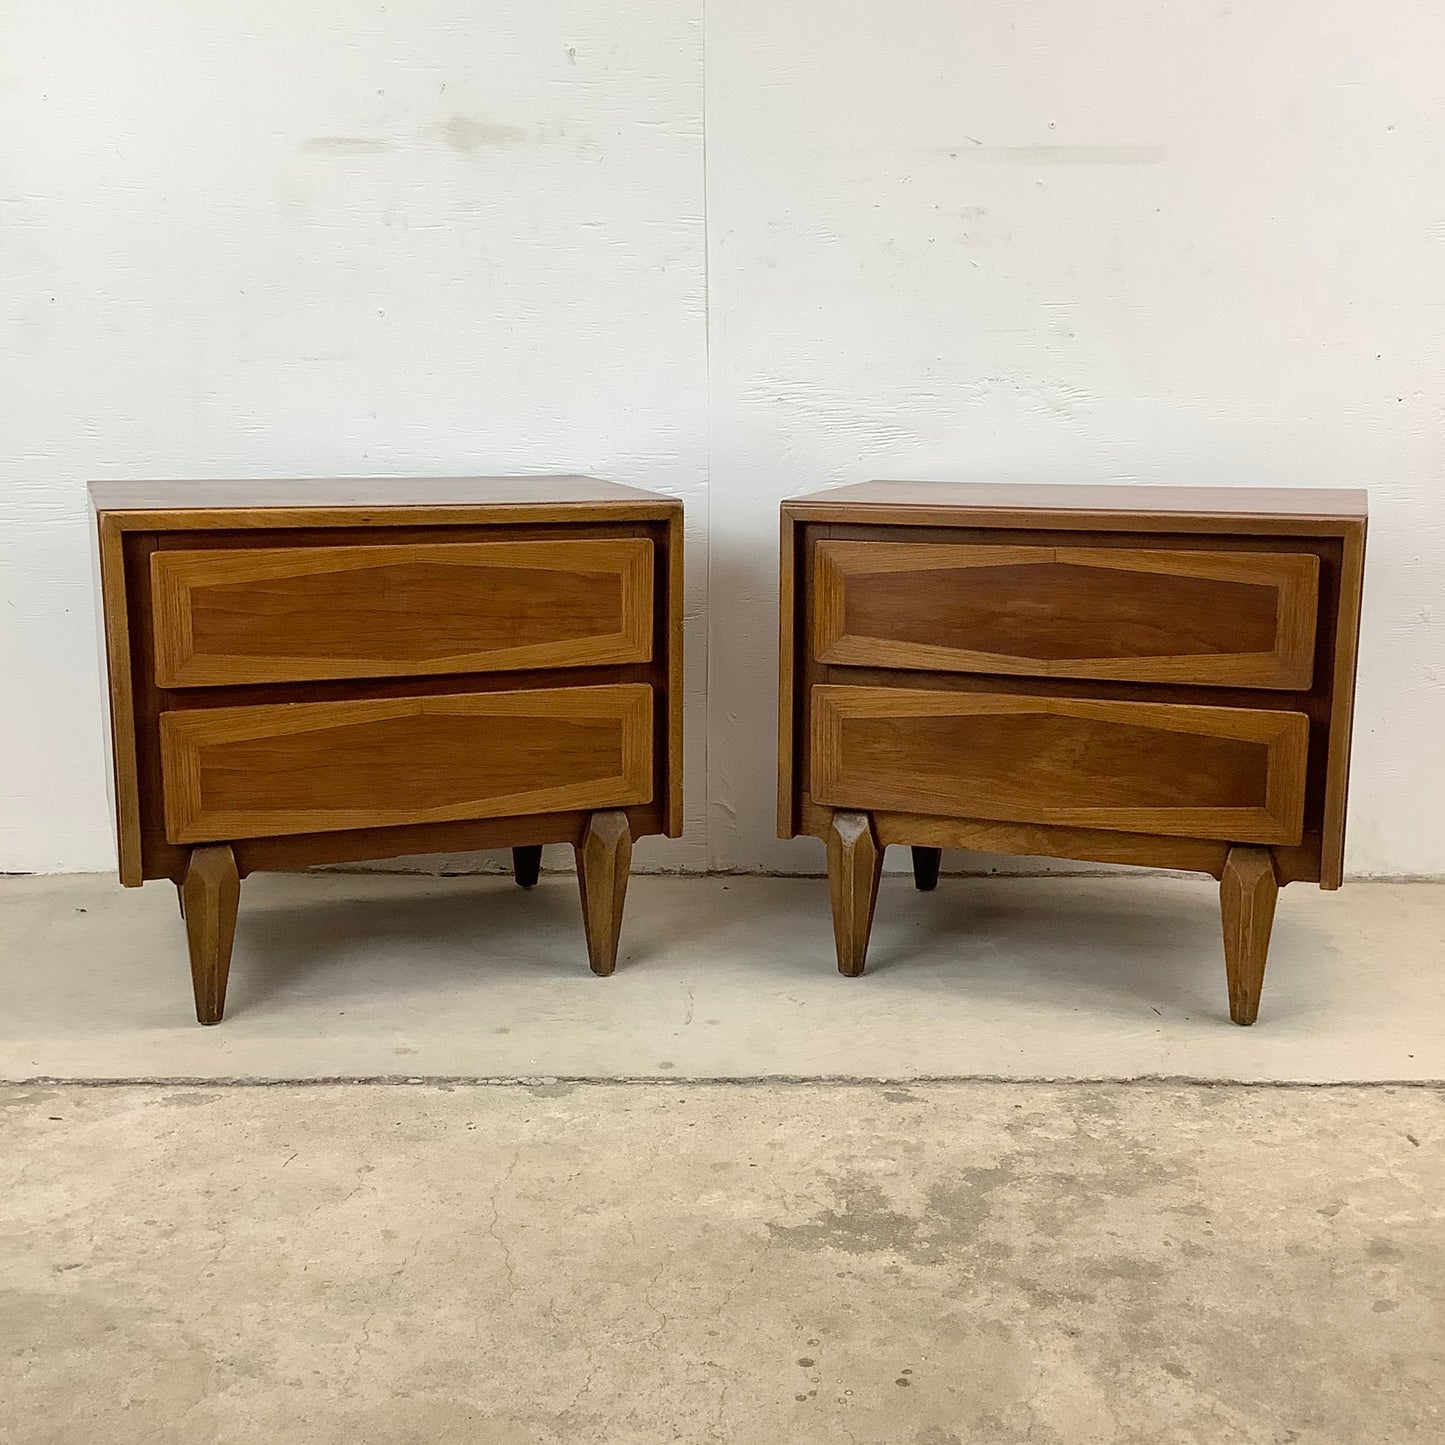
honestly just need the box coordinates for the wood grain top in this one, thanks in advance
[89,475,681,530]
[784,480,1368,528]
[91,474,666,510]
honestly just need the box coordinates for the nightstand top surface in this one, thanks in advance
[91,474,669,511]
[785,480,1367,524]
[89,475,680,529]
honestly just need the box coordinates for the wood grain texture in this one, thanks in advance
[785,480,1368,535]
[867,809,1234,880]
[96,515,145,886]
[812,686,1309,845]
[1220,845,1279,1025]
[575,809,632,976]
[232,805,664,876]
[827,810,883,977]
[181,843,240,1025]
[777,506,802,838]
[90,477,681,534]
[1321,522,1368,888]
[663,505,686,838]
[814,540,1318,688]
[151,538,653,686]
[160,685,653,843]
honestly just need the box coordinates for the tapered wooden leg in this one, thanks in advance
[828,810,883,978]
[181,844,240,1025]
[512,845,543,889]
[911,846,941,892]
[1220,845,1278,1026]
[574,810,632,976]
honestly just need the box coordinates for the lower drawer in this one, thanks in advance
[160,684,653,843]
[811,686,1309,845]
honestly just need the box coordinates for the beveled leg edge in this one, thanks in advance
[576,809,632,977]
[182,844,241,1026]
[1220,845,1279,1027]
[827,809,883,978]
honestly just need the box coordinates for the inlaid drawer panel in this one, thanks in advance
[152,538,654,687]
[160,684,653,843]
[810,685,1309,844]
[814,541,1318,688]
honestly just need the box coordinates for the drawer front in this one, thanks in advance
[152,538,654,687]
[160,684,653,843]
[815,541,1318,688]
[811,686,1309,844]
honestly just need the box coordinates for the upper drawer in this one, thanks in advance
[152,538,654,687]
[814,540,1318,689]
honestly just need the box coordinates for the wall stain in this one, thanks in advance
[300,136,394,154]
[437,116,528,151]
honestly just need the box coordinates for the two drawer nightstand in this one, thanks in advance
[779,482,1366,1024]
[92,476,683,1023]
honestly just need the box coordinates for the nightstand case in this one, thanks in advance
[778,482,1366,1024]
[92,476,683,1023]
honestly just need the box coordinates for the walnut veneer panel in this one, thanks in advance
[152,538,653,686]
[811,687,1309,845]
[160,685,653,844]
[814,541,1318,688]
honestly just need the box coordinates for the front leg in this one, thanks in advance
[181,844,241,1025]
[1220,845,1279,1026]
[574,810,632,976]
[827,810,883,977]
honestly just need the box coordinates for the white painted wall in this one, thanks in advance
[3,2,1443,878]
[0,1,708,874]
[706,0,1445,878]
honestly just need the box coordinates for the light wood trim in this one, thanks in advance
[814,541,1319,687]
[664,508,685,838]
[151,538,653,686]
[96,516,144,886]
[160,685,653,843]
[1321,521,1367,888]
[811,686,1310,845]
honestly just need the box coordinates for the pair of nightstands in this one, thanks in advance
[93,477,1365,1027]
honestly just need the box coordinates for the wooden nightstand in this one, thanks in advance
[92,476,683,1023]
[779,482,1366,1024]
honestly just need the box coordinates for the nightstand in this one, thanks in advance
[92,476,683,1023]
[779,482,1366,1024]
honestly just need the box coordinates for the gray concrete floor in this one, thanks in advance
[4,1080,1442,1444]
[2,873,1444,1082]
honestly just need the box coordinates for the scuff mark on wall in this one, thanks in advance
[436,115,529,151]
[937,145,1168,165]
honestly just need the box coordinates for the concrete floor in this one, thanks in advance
[3,873,1444,1082]
[4,1080,1442,1444]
